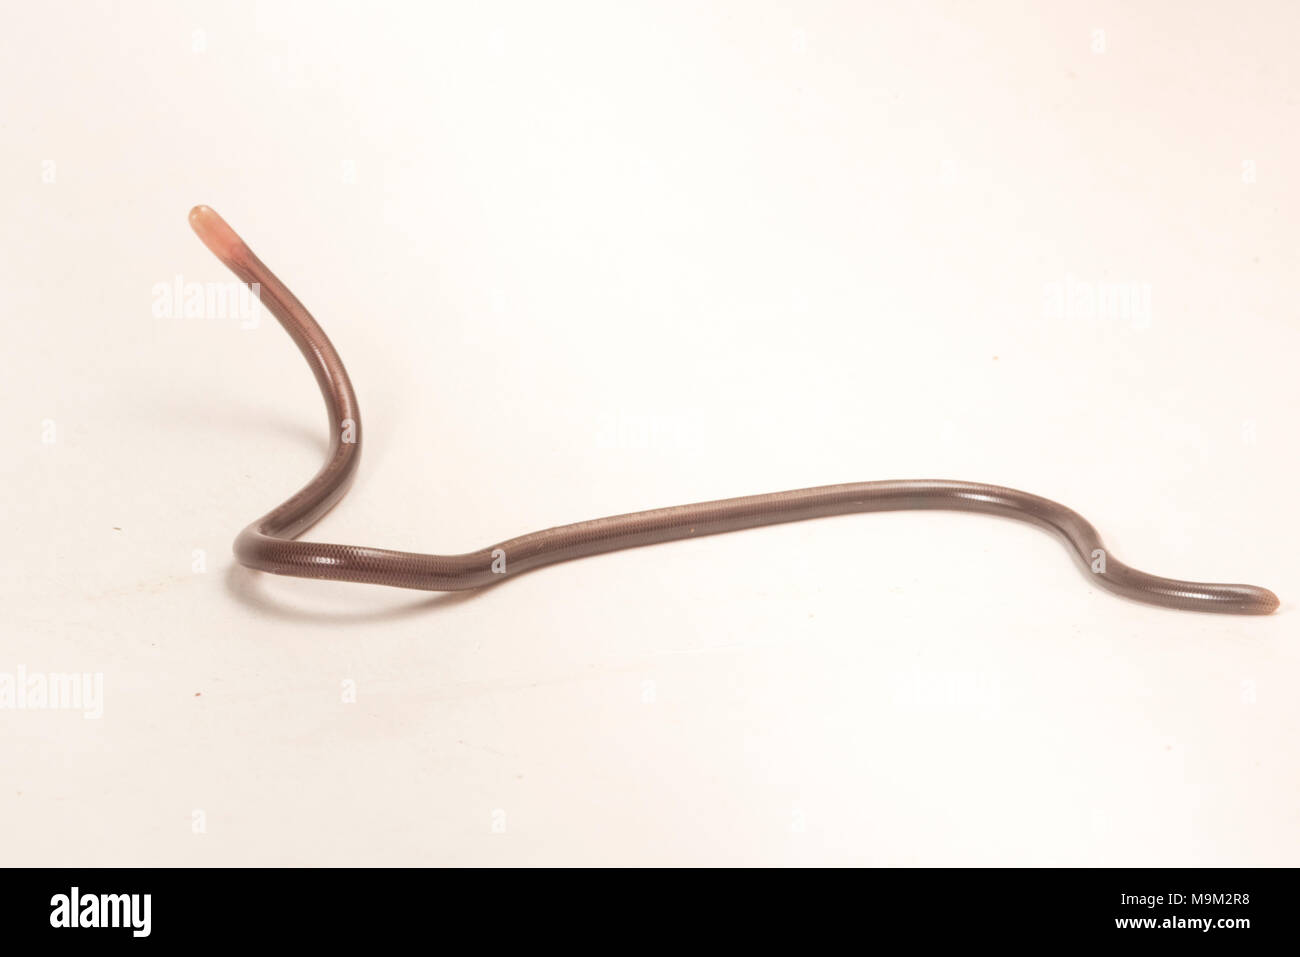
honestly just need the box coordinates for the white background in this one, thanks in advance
[2,1,1297,865]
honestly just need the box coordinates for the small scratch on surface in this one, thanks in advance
[457,739,511,758]
[86,575,191,601]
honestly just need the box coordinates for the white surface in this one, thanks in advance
[2,1,1297,866]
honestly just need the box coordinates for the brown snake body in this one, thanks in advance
[190,205,1278,614]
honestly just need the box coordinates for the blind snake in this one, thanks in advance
[189,205,1278,615]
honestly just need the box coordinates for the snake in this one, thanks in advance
[189,205,1278,614]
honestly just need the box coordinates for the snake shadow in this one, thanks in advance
[224,561,485,623]
[134,398,481,622]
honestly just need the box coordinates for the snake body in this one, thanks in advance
[190,205,1278,614]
